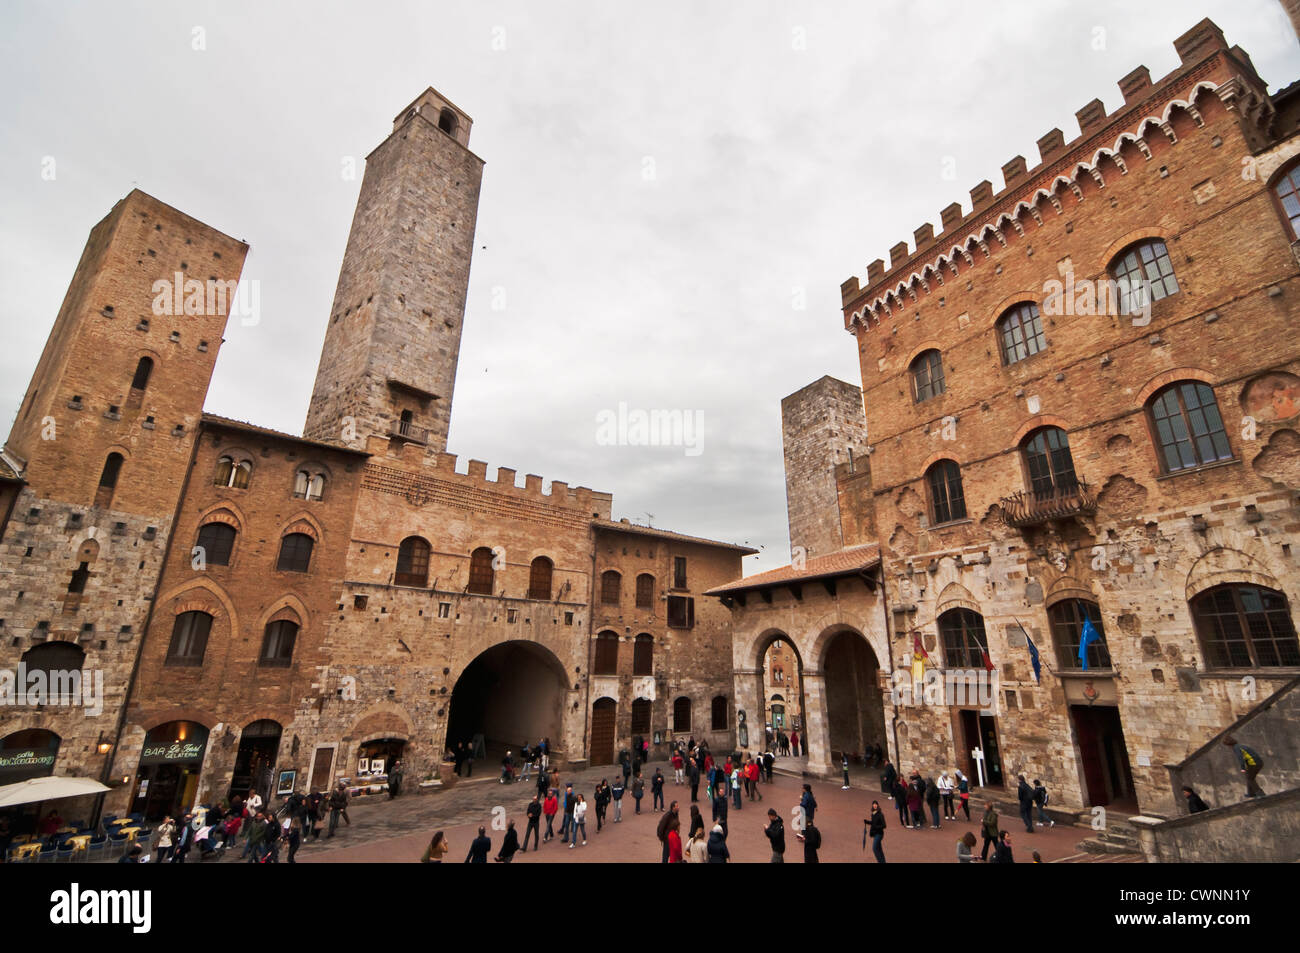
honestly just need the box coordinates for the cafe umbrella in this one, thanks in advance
[0,775,110,807]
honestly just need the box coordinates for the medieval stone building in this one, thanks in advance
[0,88,747,821]
[714,18,1300,817]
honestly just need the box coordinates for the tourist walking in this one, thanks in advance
[465,826,491,863]
[866,801,886,863]
[790,729,801,758]
[925,775,942,829]
[612,777,625,822]
[1032,779,1055,827]
[688,804,705,841]
[632,773,645,814]
[706,824,730,863]
[569,795,587,847]
[496,820,520,862]
[991,830,1015,863]
[906,776,924,829]
[800,822,821,863]
[956,769,971,820]
[799,783,817,826]
[153,817,175,864]
[421,830,449,863]
[656,801,679,863]
[595,780,610,832]
[1223,736,1265,798]
[764,809,785,863]
[842,753,851,790]
[672,750,685,785]
[524,795,542,851]
[388,759,403,798]
[980,802,1000,861]
[688,758,701,803]
[327,783,349,838]
[956,831,976,863]
[652,768,665,811]
[711,782,729,839]
[1182,785,1209,813]
[938,771,955,820]
[560,783,576,841]
[666,815,682,863]
[730,764,742,810]
[1016,775,1036,833]
[543,789,559,842]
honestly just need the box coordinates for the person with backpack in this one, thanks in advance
[611,776,626,822]
[799,783,817,826]
[1032,779,1055,827]
[980,802,1000,862]
[1223,736,1265,798]
[706,823,730,863]
[866,801,887,863]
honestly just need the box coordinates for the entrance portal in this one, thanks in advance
[957,709,1004,787]
[445,641,568,762]
[1070,705,1136,809]
[229,719,281,803]
[822,629,886,764]
[132,721,209,821]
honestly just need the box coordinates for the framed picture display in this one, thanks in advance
[357,758,369,775]
[276,770,296,796]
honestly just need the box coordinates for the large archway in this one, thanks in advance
[821,628,886,768]
[445,641,569,764]
[755,631,807,756]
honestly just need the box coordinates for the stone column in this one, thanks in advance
[801,669,836,778]
[733,668,763,760]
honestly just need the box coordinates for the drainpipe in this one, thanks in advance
[874,566,903,770]
[582,528,596,764]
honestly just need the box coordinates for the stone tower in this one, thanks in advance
[780,375,869,558]
[304,88,485,452]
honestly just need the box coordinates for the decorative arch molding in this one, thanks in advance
[747,627,803,669]
[1136,367,1217,407]
[1045,575,1098,608]
[138,709,220,734]
[65,535,104,560]
[847,79,1226,327]
[234,713,290,734]
[1184,546,1280,602]
[904,340,947,369]
[214,445,256,465]
[196,502,246,533]
[346,703,415,742]
[935,598,982,618]
[1097,227,1174,272]
[936,582,978,613]
[157,578,238,627]
[1013,415,1074,446]
[808,616,888,669]
[920,450,964,473]
[259,594,309,631]
[279,511,324,542]
[986,291,1044,329]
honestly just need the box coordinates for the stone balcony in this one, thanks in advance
[999,480,1097,528]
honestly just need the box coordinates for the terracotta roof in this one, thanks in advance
[200,413,370,456]
[705,543,881,595]
[0,454,20,482]
[591,519,758,555]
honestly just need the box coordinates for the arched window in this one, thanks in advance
[997,302,1046,365]
[635,573,655,609]
[1048,599,1112,670]
[166,611,212,666]
[910,350,946,403]
[711,696,729,731]
[633,633,653,675]
[1109,239,1179,315]
[1273,159,1300,240]
[468,547,495,594]
[276,533,314,573]
[1147,381,1232,473]
[601,570,621,605]
[130,356,154,391]
[395,536,431,587]
[528,556,553,600]
[925,460,966,525]
[1023,427,1078,499]
[196,522,237,567]
[260,620,298,667]
[293,470,326,501]
[214,455,251,488]
[1191,584,1300,669]
[938,608,990,669]
[438,107,458,136]
[95,452,124,508]
[593,631,619,674]
[673,697,692,733]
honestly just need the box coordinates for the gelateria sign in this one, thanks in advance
[139,740,206,764]
[0,749,57,771]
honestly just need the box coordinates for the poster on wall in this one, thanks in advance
[357,758,369,775]
[276,770,296,796]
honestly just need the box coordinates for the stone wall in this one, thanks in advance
[1132,787,1300,862]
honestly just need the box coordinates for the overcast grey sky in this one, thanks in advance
[2,0,1296,575]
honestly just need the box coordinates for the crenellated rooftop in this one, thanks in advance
[840,18,1276,332]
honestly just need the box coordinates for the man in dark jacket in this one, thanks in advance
[261,813,281,863]
[925,776,942,829]
[764,809,785,863]
[762,750,775,782]
[523,795,542,851]
[799,784,817,825]
[495,820,520,862]
[652,769,666,812]
[1182,786,1210,814]
[1016,775,1035,833]
[1032,779,1055,827]
[881,759,897,797]
[656,801,679,863]
[801,822,821,863]
[327,785,349,838]
[706,824,729,863]
[990,830,1015,863]
[465,826,491,863]
[172,813,194,863]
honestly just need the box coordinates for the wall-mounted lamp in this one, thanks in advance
[96,733,113,755]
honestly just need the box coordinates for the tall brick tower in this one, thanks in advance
[304,88,484,452]
[0,190,247,786]
[780,375,869,557]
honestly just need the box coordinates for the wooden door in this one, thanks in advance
[590,699,616,765]
[1071,706,1109,806]
[309,746,335,792]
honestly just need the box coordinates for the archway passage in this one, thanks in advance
[757,633,806,756]
[445,641,568,764]
[822,629,886,767]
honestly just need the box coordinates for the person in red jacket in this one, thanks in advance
[666,815,683,863]
[672,751,685,785]
[542,789,559,843]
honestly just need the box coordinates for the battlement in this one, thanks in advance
[839,18,1270,332]
[360,445,613,519]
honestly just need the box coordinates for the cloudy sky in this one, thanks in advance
[2,0,1296,574]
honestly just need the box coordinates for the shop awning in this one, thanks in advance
[0,775,110,807]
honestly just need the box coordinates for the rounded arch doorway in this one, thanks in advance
[445,641,569,765]
[820,628,886,769]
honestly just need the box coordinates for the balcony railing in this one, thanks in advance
[391,419,429,444]
[999,479,1096,528]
